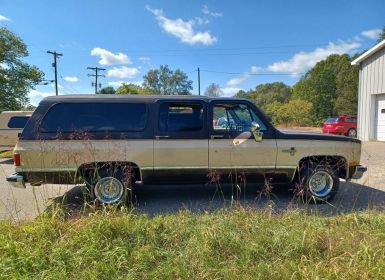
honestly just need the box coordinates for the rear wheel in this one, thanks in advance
[297,162,339,203]
[84,164,133,205]
[347,128,357,138]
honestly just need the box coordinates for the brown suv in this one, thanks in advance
[7,95,366,204]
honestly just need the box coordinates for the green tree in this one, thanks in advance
[204,83,222,97]
[99,86,116,94]
[143,65,192,95]
[292,54,357,124]
[116,83,153,95]
[265,100,313,127]
[0,27,43,111]
[236,82,291,113]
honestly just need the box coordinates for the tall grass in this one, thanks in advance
[1,208,385,279]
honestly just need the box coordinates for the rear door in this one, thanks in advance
[153,100,209,183]
[208,101,277,183]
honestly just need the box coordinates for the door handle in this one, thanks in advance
[211,135,225,139]
[155,135,170,139]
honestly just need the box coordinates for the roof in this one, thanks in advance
[351,39,385,65]
[39,94,247,105]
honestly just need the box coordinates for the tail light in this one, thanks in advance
[13,153,21,167]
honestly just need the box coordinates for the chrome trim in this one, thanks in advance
[352,165,367,179]
[6,173,26,188]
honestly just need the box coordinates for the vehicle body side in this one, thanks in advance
[0,111,32,150]
[11,96,362,187]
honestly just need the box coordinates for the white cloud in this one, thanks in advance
[146,5,217,45]
[139,57,151,65]
[361,29,382,40]
[227,74,249,87]
[107,66,140,79]
[28,90,91,106]
[267,41,360,76]
[108,80,143,88]
[221,87,243,97]
[250,66,263,74]
[0,14,11,21]
[90,47,131,65]
[63,76,79,82]
[202,5,222,17]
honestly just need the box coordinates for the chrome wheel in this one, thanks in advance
[348,129,357,138]
[94,176,125,204]
[308,171,334,198]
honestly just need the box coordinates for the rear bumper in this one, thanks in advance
[351,165,367,180]
[6,173,26,188]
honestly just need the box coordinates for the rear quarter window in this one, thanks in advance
[7,116,30,128]
[40,103,147,133]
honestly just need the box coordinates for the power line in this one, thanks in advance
[47,50,63,96]
[200,69,302,76]
[87,67,106,94]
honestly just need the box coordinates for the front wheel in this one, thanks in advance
[297,163,339,203]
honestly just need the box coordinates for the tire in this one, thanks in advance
[85,163,133,205]
[347,128,357,138]
[298,162,339,203]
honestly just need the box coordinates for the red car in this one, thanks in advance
[322,115,357,138]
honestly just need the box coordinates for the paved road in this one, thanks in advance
[1,141,385,221]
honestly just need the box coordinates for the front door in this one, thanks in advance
[153,100,209,183]
[208,101,277,184]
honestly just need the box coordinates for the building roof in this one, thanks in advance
[351,39,385,65]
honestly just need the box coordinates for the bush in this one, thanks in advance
[265,99,313,126]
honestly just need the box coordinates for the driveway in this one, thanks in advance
[1,141,385,221]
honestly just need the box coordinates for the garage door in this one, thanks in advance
[376,94,385,141]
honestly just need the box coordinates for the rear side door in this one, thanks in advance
[153,100,209,183]
[208,101,278,183]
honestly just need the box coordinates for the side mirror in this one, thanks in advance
[251,121,263,142]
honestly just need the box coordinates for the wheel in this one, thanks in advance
[298,162,339,203]
[347,128,357,138]
[85,164,133,205]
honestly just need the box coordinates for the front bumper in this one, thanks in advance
[351,165,367,180]
[6,173,26,188]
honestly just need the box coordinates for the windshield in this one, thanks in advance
[326,117,340,123]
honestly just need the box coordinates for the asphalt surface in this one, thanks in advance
[1,141,385,221]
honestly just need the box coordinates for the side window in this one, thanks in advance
[7,116,30,128]
[212,103,266,133]
[159,103,204,133]
[346,117,357,123]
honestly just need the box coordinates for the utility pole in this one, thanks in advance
[47,51,63,96]
[197,67,201,96]
[87,67,106,94]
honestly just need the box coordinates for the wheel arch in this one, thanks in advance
[76,161,142,183]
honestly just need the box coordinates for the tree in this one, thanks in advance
[265,100,313,127]
[204,83,222,97]
[143,65,192,95]
[292,54,357,124]
[235,82,291,113]
[116,83,152,95]
[0,27,43,111]
[99,86,116,94]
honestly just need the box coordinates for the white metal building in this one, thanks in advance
[352,39,385,141]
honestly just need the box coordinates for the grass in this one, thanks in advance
[0,150,12,158]
[1,208,385,279]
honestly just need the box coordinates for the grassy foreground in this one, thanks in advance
[1,208,385,279]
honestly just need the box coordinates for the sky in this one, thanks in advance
[0,0,384,105]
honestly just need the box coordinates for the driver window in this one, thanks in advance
[212,103,266,133]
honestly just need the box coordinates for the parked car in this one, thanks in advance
[7,95,366,204]
[322,115,357,138]
[0,111,33,151]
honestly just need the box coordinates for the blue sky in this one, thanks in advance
[0,0,384,105]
